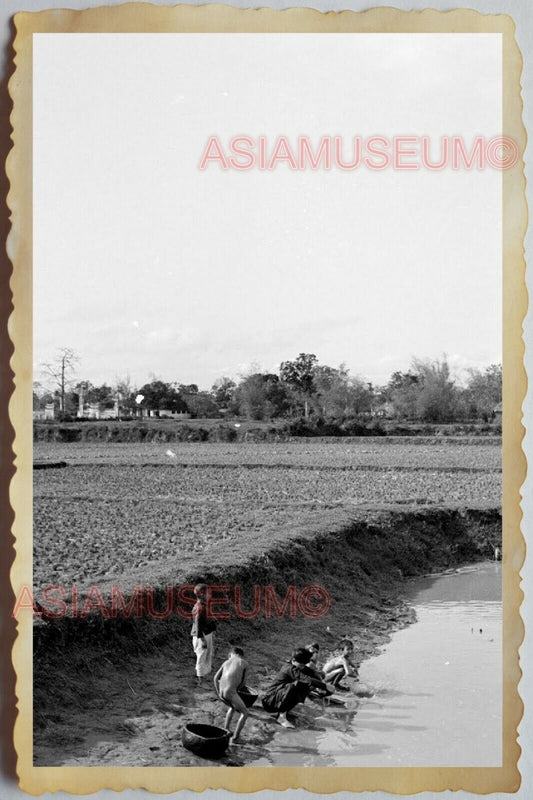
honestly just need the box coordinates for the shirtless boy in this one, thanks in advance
[322,639,358,690]
[213,646,249,743]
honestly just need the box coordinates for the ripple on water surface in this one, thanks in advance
[251,562,502,767]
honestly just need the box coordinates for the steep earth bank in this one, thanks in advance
[33,505,501,766]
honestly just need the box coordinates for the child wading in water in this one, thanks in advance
[322,639,358,690]
[213,646,249,743]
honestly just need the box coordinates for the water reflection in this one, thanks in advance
[250,561,502,767]
[344,561,502,767]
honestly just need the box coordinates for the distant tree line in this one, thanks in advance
[33,349,502,426]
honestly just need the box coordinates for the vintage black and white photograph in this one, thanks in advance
[19,18,519,781]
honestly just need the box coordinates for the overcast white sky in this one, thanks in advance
[33,33,502,390]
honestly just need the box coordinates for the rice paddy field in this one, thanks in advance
[33,439,501,588]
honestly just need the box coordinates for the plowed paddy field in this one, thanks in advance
[33,440,501,587]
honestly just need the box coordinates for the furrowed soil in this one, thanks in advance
[33,441,500,587]
[32,439,501,766]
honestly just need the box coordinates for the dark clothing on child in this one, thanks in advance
[190,599,217,678]
[262,663,325,714]
[190,599,217,638]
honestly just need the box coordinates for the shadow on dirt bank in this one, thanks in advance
[32,504,501,766]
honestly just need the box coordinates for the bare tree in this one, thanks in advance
[41,348,79,415]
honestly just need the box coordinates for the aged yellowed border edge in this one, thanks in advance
[6,3,527,794]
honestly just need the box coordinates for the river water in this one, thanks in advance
[250,560,502,767]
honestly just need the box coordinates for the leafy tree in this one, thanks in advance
[279,353,318,418]
[138,381,187,413]
[114,375,139,416]
[178,383,199,395]
[385,371,421,420]
[70,382,118,416]
[280,352,318,394]
[313,364,347,394]
[89,383,115,407]
[182,392,220,418]
[346,378,374,416]
[412,357,458,422]
[313,364,372,419]
[234,373,289,420]
[463,364,502,421]
[211,377,236,409]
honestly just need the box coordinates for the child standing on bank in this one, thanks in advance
[190,583,217,687]
[213,646,249,743]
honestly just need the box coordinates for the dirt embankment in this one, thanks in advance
[34,420,501,445]
[33,506,501,766]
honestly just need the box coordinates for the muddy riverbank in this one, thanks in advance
[33,505,501,766]
[248,561,502,768]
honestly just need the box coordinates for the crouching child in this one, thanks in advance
[214,646,249,743]
[322,639,358,691]
[261,648,334,728]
